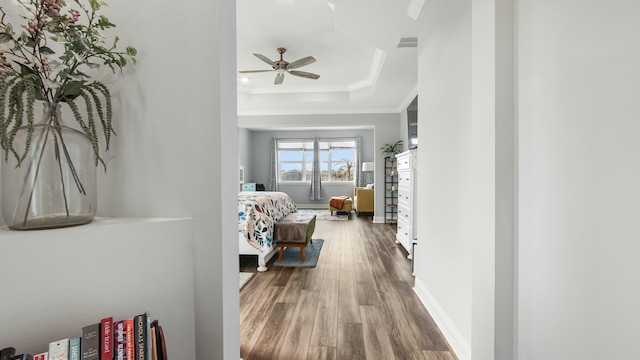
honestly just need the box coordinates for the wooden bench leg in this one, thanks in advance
[278,246,285,260]
[300,246,306,261]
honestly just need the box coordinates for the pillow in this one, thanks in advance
[365,183,374,189]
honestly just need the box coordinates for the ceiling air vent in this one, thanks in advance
[397,36,418,48]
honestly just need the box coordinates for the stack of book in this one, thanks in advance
[0,312,166,360]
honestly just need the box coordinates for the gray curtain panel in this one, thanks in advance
[268,138,278,191]
[309,137,323,200]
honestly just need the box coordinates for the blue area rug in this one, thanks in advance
[273,239,324,268]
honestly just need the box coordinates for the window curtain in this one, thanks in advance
[309,137,323,200]
[268,138,278,191]
[354,136,363,186]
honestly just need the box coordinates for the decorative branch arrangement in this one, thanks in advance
[0,0,136,168]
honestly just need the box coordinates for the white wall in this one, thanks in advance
[517,1,640,359]
[415,1,640,359]
[98,0,239,359]
[414,1,473,358]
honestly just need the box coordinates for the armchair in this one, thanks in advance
[353,187,374,215]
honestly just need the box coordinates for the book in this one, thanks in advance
[69,338,80,360]
[125,319,134,360]
[150,320,165,360]
[48,338,69,360]
[11,355,33,360]
[1,347,16,360]
[100,317,112,360]
[133,313,147,360]
[149,327,157,360]
[113,320,126,360]
[33,353,48,360]
[81,323,100,360]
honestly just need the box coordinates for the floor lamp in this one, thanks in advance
[362,162,374,186]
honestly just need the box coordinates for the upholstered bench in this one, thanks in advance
[329,196,353,215]
[273,213,317,261]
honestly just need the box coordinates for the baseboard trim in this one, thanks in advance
[372,215,386,223]
[296,204,328,209]
[413,276,471,360]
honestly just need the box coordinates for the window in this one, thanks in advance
[278,140,314,181]
[277,138,356,182]
[319,140,356,181]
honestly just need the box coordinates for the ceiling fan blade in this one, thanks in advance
[274,73,285,85]
[286,56,316,70]
[238,69,273,73]
[288,70,320,80]
[253,53,275,67]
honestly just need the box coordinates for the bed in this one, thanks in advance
[238,191,297,271]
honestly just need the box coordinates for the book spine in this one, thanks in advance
[125,319,133,360]
[69,338,80,360]
[145,313,151,360]
[1,347,16,360]
[81,323,100,360]
[149,327,157,360]
[100,317,112,360]
[48,338,69,360]
[133,314,147,360]
[113,320,126,360]
[33,353,48,360]
[11,354,33,360]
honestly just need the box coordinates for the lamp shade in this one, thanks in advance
[362,162,375,172]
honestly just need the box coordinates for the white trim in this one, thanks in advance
[372,215,386,223]
[406,0,426,20]
[413,276,470,360]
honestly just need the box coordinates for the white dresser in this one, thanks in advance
[395,149,417,259]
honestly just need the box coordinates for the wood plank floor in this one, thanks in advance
[240,213,457,360]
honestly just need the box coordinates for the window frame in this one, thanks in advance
[276,138,356,184]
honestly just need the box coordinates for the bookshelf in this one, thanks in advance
[384,156,398,223]
[0,218,195,358]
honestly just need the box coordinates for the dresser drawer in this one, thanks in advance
[396,153,412,171]
[397,204,411,221]
[398,173,411,188]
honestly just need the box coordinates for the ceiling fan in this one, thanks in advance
[239,47,320,85]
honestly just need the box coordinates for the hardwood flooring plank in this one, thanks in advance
[378,290,426,360]
[302,266,325,292]
[276,290,320,360]
[246,302,297,360]
[395,281,452,351]
[338,269,361,324]
[356,281,381,306]
[307,346,336,360]
[361,305,396,360]
[310,280,339,346]
[239,272,276,324]
[277,279,303,304]
[240,287,288,358]
[337,323,366,360]
[423,350,458,360]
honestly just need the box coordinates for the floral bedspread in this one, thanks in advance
[238,191,297,253]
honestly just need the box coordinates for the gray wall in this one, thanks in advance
[248,128,374,207]
[238,127,253,187]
